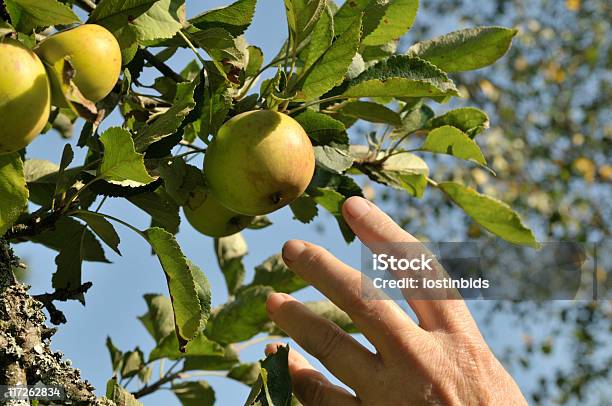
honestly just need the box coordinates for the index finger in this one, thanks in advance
[282,239,423,360]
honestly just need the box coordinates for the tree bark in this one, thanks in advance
[0,238,111,405]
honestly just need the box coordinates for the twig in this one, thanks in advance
[73,0,96,12]
[141,49,186,83]
[4,205,76,242]
[132,360,182,399]
[286,95,349,115]
[33,282,94,325]
[179,141,207,153]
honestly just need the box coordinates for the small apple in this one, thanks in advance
[184,186,254,238]
[0,38,51,154]
[35,24,121,104]
[204,110,315,215]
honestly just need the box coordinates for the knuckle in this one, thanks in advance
[343,284,371,316]
[309,378,329,406]
[301,245,327,270]
[313,323,345,363]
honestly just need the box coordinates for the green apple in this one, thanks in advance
[184,186,254,238]
[35,24,121,104]
[204,110,315,215]
[0,38,51,154]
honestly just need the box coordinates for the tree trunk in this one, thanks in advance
[0,238,109,405]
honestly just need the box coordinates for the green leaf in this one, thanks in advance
[72,212,121,255]
[309,168,363,198]
[294,109,348,145]
[341,101,402,125]
[284,0,326,45]
[134,80,197,152]
[438,182,539,247]
[106,378,143,405]
[30,217,108,262]
[290,196,318,223]
[333,0,370,35]
[51,222,108,301]
[182,345,240,372]
[146,227,208,350]
[361,41,397,62]
[5,0,79,32]
[139,294,175,343]
[344,55,458,99]
[205,285,273,344]
[229,363,261,386]
[90,0,157,22]
[362,0,418,46]
[89,0,159,62]
[99,127,155,187]
[245,45,264,77]
[301,4,333,71]
[23,159,59,206]
[427,107,489,138]
[420,125,487,165]
[149,332,224,361]
[39,218,109,302]
[53,144,75,207]
[197,85,233,139]
[129,0,184,42]
[270,300,356,335]
[408,26,518,72]
[191,28,248,69]
[310,187,355,243]
[0,153,28,236]
[128,188,181,235]
[106,336,123,373]
[173,381,215,406]
[158,160,205,207]
[138,366,152,384]
[389,103,434,139]
[121,348,145,379]
[294,110,353,173]
[245,344,292,406]
[251,254,307,294]
[0,20,15,37]
[353,147,429,197]
[215,233,248,295]
[313,145,354,174]
[190,0,256,37]
[298,13,361,100]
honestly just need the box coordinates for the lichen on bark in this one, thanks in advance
[0,238,112,405]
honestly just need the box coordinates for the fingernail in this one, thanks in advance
[344,197,371,219]
[282,240,306,263]
[265,342,283,356]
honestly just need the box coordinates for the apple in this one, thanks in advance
[184,186,254,237]
[0,38,51,154]
[35,24,121,104]
[204,110,315,215]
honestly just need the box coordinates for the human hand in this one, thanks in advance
[265,196,527,405]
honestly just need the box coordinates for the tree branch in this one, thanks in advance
[33,282,94,325]
[141,49,186,83]
[0,239,103,403]
[131,371,181,399]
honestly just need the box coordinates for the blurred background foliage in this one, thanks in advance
[356,0,611,404]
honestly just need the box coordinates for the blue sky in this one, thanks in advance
[12,1,567,404]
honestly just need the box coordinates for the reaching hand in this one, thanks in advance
[265,196,527,406]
